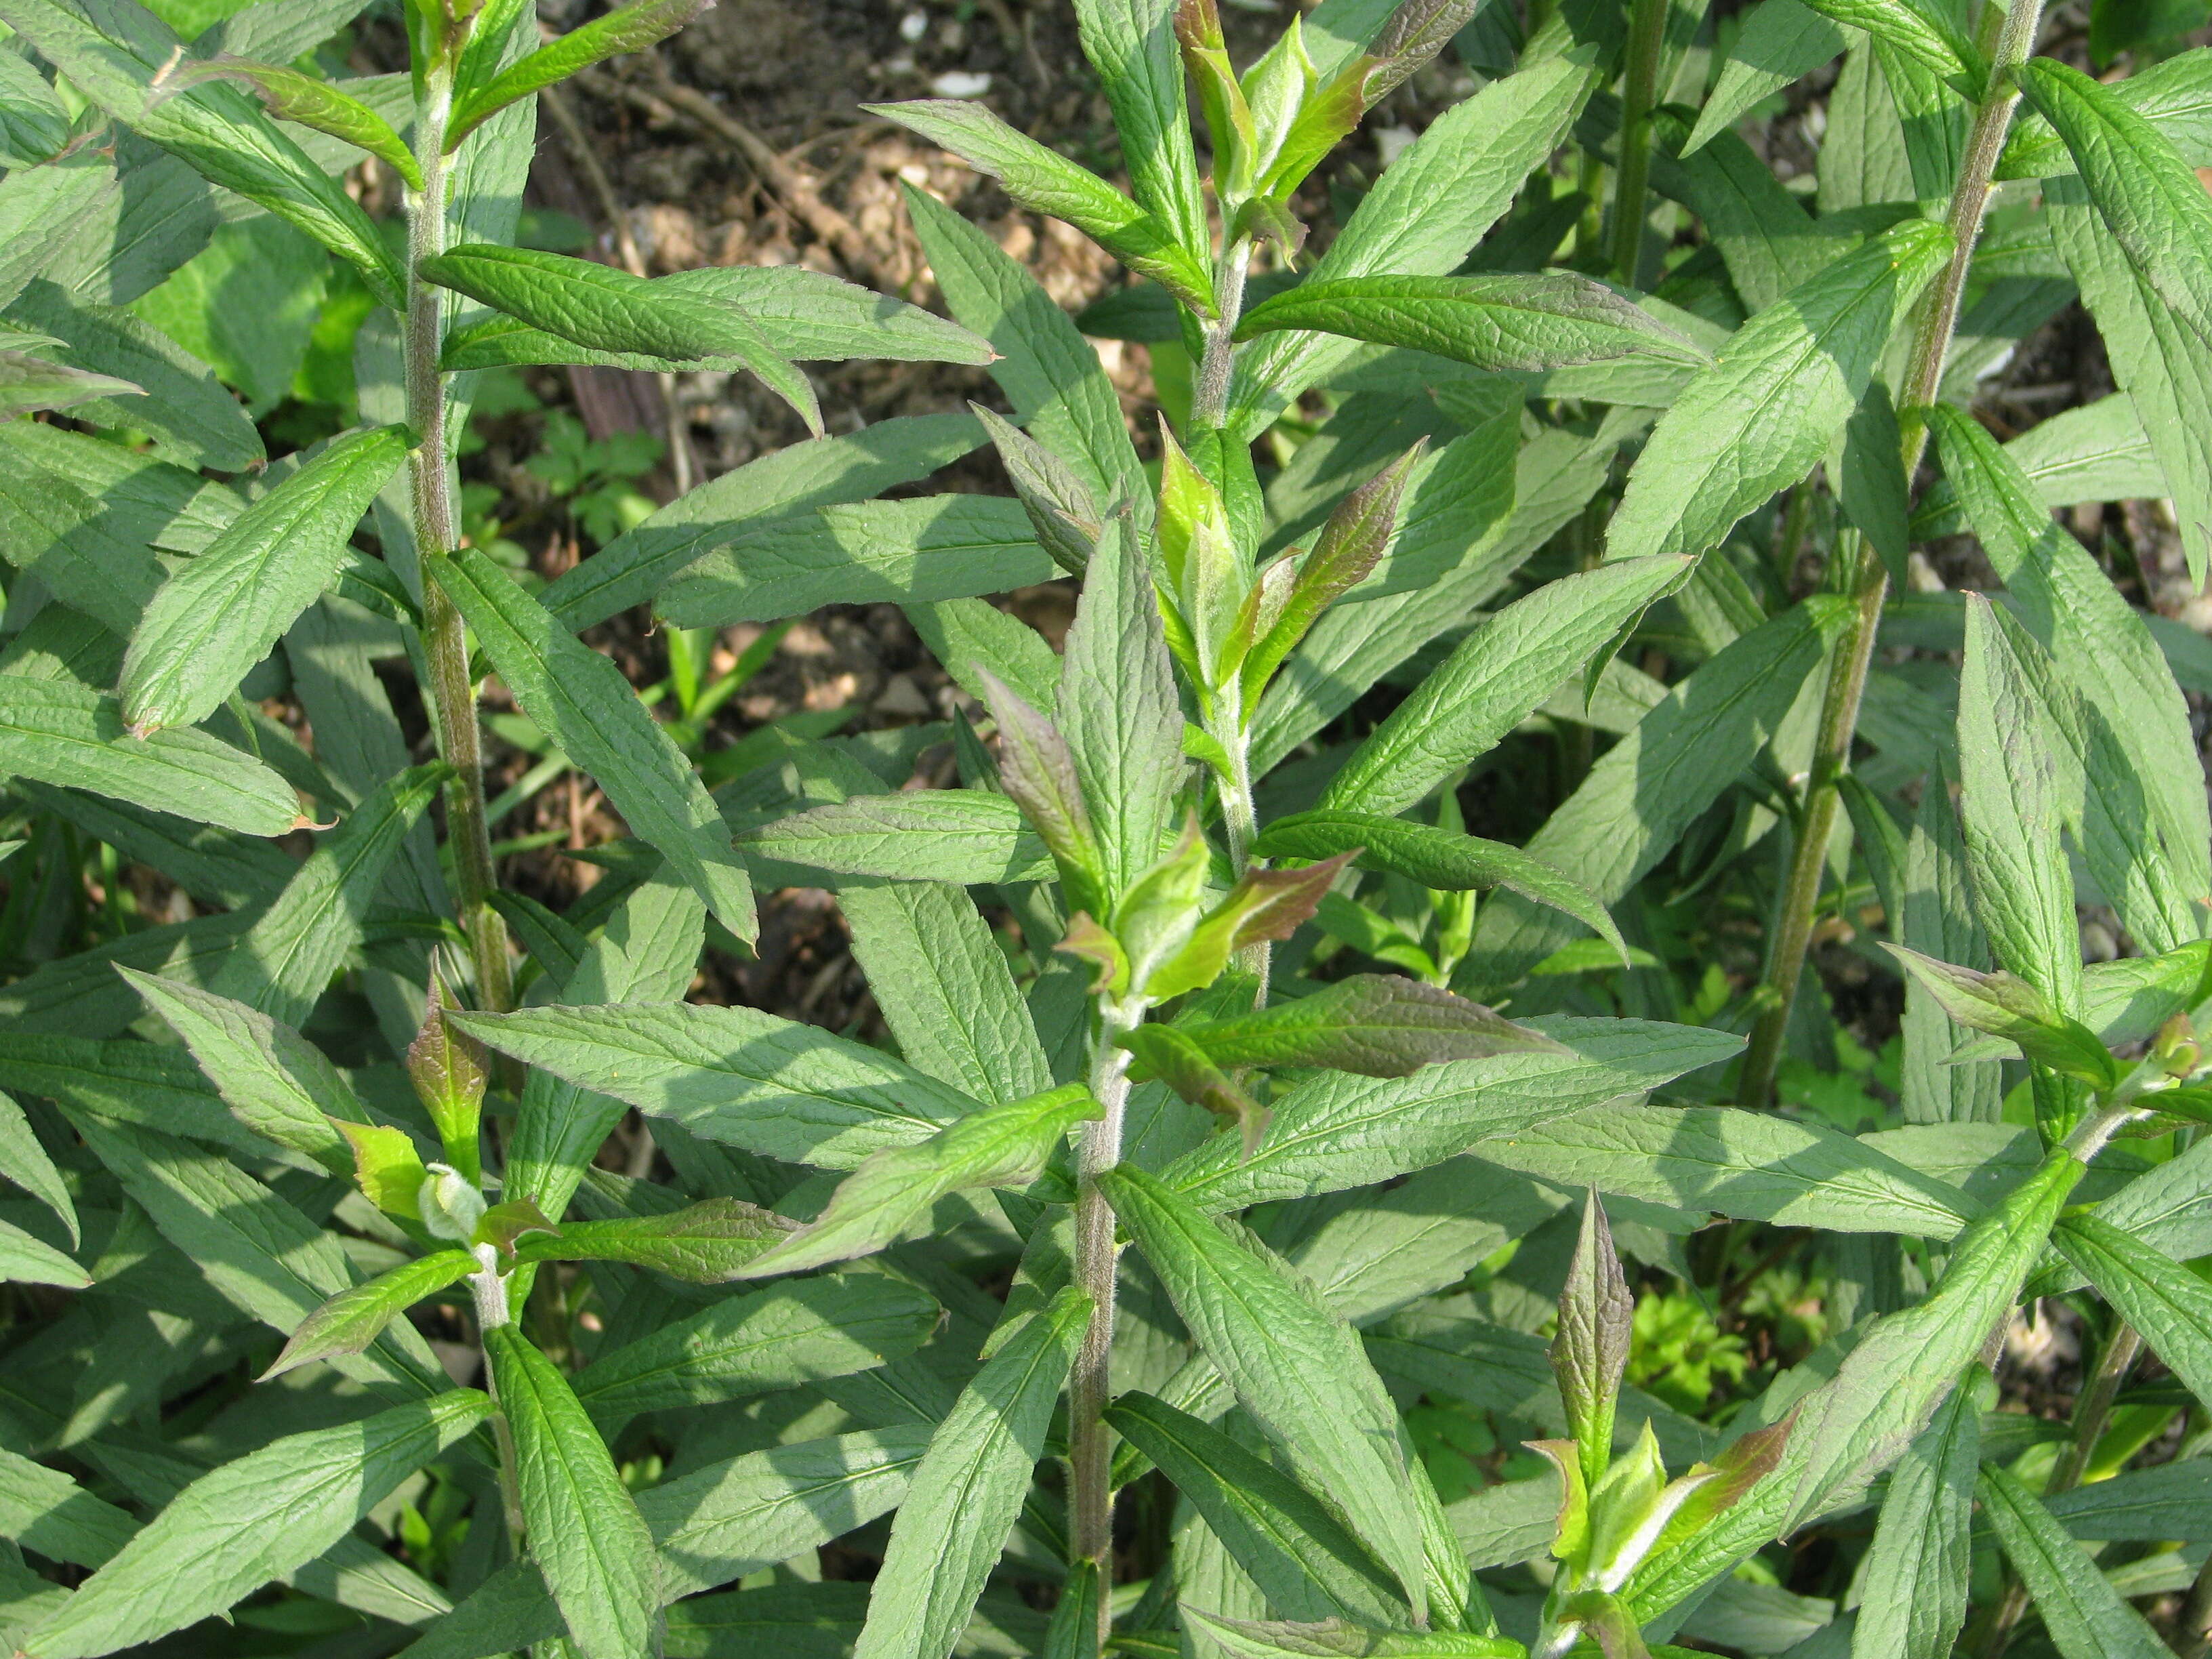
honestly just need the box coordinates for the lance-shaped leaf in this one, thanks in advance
[1151,973,1561,1078]
[430,545,756,943]
[1043,1559,1103,1659]
[1553,1189,1632,1490]
[736,1084,1100,1277]
[26,1390,491,1659]
[569,1273,941,1422]
[119,971,359,1175]
[1236,274,1709,375]
[2015,60,2212,363]
[340,1120,428,1221]
[1099,1164,1429,1619]
[1145,854,1355,1002]
[0,1090,75,1246]
[0,676,301,838]
[1317,556,1692,819]
[1607,218,1950,563]
[483,1326,660,1659]
[1882,946,2117,1089]
[0,0,406,304]
[972,403,1099,575]
[173,58,420,186]
[1794,0,1980,90]
[512,1198,797,1282]
[1181,1609,1521,1658]
[1978,1463,2173,1659]
[209,762,447,1031]
[1105,1393,1409,1625]
[0,1217,87,1287]
[118,424,409,735]
[1241,444,1425,714]
[1120,1023,1270,1151]
[853,1286,1089,1659]
[1258,811,1628,965]
[865,99,1214,312]
[977,665,1107,913]
[448,0,710,148]
[262,1250,478,1380]
[407,981,489,1182]
[1685,0,1847,154]
[1850,1370,1982,1659]
[0,350,142,417]
[1999,47,2212,181]
[418,245,819,434]
[2051,1214,2212,1407]
[1167,1021,1744,1212]
[736,790,1053,888]
[1071,0,1207,257]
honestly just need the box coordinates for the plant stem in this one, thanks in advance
[1980,1321,2142,1659]
[1067,996,1139,1635]
[1608,0,1668,284]
[2178,1554,2212,1659]
[1191,238,1250,432]
[468,1245,529,1547]
[1734,0,2047,1106]
[407,71,514,1016]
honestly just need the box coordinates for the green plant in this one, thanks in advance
[5,0,2212,1652]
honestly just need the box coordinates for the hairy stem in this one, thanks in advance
[468,1246,528,1546]
[1191,239,1250,431]
[1608,0,1668,284]
[1067,996,1139,1629]
[1735,0,2047,1105]
[407,73,514,1015]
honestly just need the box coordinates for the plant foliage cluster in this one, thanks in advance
[0,0,2209,1651]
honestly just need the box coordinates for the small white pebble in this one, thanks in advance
[1375,124,1418,166]
[930,69,993,98]
[899,9,927,40]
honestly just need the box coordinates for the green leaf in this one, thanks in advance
[0,675,301,838]
[457,1001,975,1168]
[1552,1189,1631,1492]
[0,1090,75,1245]
[0,1217,87,1288]
[0,47,70,167]
[2015,60,2212,367]
[1118,1023,1269,1149]
[1225,52,1594,437]
[448,0,707,147]
[569,1272,941,1422]
[483,1326,659,1659]
[737,1084,1099,1277]
[1106,1393,1408,1624]
[1978,1463,2173,1659]
[419,245,820,434]
[1999,47,2212,180]
[657,495,1052,628]
[1611,216,1951,559]
[1258,812,1628,963]
[118,424,407,735]
[1167,1019,1744,1210]
[2045,1458,2212,1542]
[0,0,405,305]
[736,790,1053,888]
[177,58,419,186]
[1465,596,1851,990]
[263,1250,478,1380]
[1099,1164,1429,1618]
[1153,973,1561,1076]
[209,761,445,1029]
[1315,554,1692,819]
[1684,0,1847,155]
[430,544,757,943]
[1931,405,2211,951]
[512,1198,796,1281]
[869,100,1213,312]
[445,264,993,371]
[26,1389,489,1659]
[1475,1102,1980,1235]
[976,669,1104,906]
[2051,1214,2212,1408]
[1955,595,2082,1010]
[1179,1610,1521,1658]
[1794,0,1980,90]
[1881,947,2117,1089]
[840,880,1054,1106]
[1235,273,1709,374]
[120,971,360,1174]
[1071,0,1208,257]
[0,348,140,416]
[543,412,986,630]
[852,1286,1088,1659]
[1059,511,1185,903]
[1850,1370,1982,1659]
